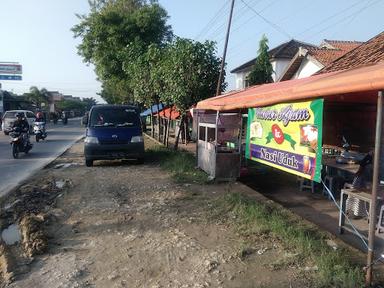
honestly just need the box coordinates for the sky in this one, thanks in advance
[0,0,383,103]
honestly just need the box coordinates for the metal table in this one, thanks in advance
[322,156,360,176]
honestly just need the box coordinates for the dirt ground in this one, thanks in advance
[0,139,317,288]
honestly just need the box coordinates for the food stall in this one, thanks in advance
[196,111,242,181]
[196,62,384,284]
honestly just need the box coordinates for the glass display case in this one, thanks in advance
[197,111,242,181]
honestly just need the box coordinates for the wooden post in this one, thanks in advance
[150,105,154,138]
[166,107,173,147]
[366,90,383,286]
[156,102,161,142]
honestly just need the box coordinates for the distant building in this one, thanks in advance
[1,91,31,112]
[47,91,63,112]
[63,95,81,101]
[230,39,317,89]
[278,40,362,81]
[230,38,361,90]
[317,31,384,74]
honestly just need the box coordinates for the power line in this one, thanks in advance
[304,0,381,42]
[205,0,259,42]
[216,0,281,45]
[326,0,377,40]
[239,0,292,39]
[194,0,231,41]
[295,0,370,39]
[225,0,311,62]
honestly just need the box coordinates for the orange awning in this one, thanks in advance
[197,62,384,111]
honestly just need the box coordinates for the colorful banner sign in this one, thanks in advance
[246,99,324,182]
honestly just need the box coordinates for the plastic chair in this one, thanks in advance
[298,177,315,193]
[377,205,384,233]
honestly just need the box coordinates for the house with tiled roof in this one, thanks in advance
[278,40,362,81]
[318,31,384,74]
[230,39,317,90]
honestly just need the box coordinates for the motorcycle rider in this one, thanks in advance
[61,111,68,124]
[11,113,31,148]
[35,111,45,123]
[34,111,47,139]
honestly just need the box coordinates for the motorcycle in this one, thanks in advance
[34,121,47,142]
[9,128,33,159]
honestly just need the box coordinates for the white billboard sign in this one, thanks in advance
[0,63,22,74]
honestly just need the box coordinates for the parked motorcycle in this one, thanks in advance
[34,121,47,142]
[9,128,33,159]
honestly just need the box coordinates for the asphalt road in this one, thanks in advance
[0,118,84,197]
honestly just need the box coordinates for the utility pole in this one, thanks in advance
[216,0,235,96]
[365,90,383,286]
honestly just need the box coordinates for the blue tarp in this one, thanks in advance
[140,103,164,117]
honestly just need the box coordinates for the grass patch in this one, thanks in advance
[145,146,208,184]
[216,192,364,288]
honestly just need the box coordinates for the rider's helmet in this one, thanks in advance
[36,111,43,119]
[15,112,23,120]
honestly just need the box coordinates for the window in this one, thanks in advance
[4,111,17,118]
[90,108,140,127]
[199,126,206,141]
[207,127,216,143]
[26,112,35,118]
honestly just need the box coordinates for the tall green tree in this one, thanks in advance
[24,86,49,109]
[247,34,273,86]
[72,0,172,103]
[161,38,225,149]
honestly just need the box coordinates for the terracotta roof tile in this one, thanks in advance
[308,48,349,66]
[319,32,384,73]
[322,39,363,52]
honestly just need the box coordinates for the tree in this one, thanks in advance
[247,34,273,86]
[72,0,172,103]
[126,43,164,139]
[161,38,226,149]
[82,97,98,111]
[24,86,49,109]
[56,99,86,113]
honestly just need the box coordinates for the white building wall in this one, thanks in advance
[233,58,292,90]
[292,58,323,79]
[234,70,251,90]
[271,59,291,82]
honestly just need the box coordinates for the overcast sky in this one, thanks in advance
[0,0,382,103]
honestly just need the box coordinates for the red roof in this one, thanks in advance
[197,62,384,111]
[319,32,384,73]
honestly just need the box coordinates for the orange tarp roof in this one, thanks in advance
[197,62,384,111]
[156,107,180,120]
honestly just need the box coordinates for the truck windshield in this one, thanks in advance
[90,108,140,128]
